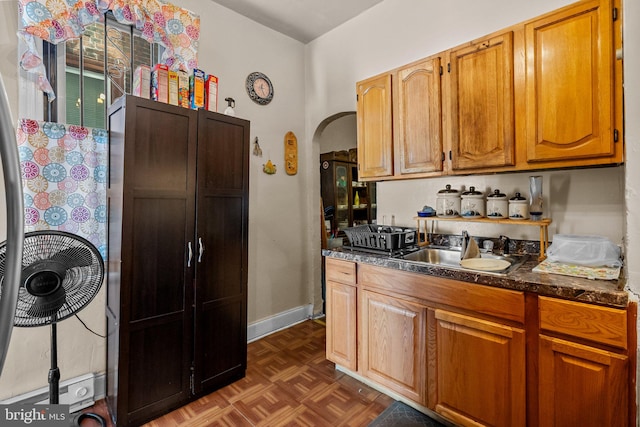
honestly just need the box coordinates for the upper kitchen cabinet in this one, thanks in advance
[448,31,515,171]
[356,73,394,179]
[394,57,444,176]
[523,0,622,166]
[355,0,623,181]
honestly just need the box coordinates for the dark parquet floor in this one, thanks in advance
[83,319,393,426]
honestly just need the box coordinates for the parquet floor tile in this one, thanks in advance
[88,319,392,426]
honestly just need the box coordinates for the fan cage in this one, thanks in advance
[0,231,104,327]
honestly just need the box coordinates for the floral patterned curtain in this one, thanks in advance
[17,119,108,259]
[18,0,200,100]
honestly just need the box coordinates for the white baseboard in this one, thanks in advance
[1,373,105,413]
[247,304,314,342]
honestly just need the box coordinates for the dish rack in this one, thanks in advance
[344,225,417,252]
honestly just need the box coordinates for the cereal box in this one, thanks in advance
[151,64,169,103]
[177,70,189,108]
[190,68,205,109]
[168,71,179,106]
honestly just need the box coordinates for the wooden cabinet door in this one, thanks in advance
[192,110,250,395]
[525,0,614,162]
[360,289,427,405]
[395,58,443,175]
[433,310,525,427]
[449,31,515,170]
[325,281,357,370]
[356,74,393,178]
[539,335,628,427]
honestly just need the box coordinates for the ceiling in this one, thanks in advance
[208,0,384,43]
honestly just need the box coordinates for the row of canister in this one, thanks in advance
[436,184,531,220]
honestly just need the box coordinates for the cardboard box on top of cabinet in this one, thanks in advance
[151,64,169,103]
[205,74,218,112]
[190,68,205,109]
[168,71,179,106]
[178,70,189,108]
[132,65,150,99]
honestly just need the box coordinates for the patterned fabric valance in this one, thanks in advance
[18,0,200,100]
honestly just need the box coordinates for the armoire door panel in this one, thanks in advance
[130,197,189,321]
[197,195,245,301]
[195,295,247,394]
[127,320,189,413]
[131,105,194,192]
[198,112,249,191]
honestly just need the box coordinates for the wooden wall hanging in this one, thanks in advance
[284,131,298,175]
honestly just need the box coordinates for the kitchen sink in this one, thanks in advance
[400,246,529,275]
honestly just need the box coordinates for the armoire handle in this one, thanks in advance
[187,241,193,267]
[198,238,204,262]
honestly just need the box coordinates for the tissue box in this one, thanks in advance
[132,65,150,99]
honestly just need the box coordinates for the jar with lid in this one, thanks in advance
[461,186,485,218]
[508,192,529,219]
[436,184,460,218]
[486,189,508,219]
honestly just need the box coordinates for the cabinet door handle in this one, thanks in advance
[187,241,193,267]
[198,237,204,263]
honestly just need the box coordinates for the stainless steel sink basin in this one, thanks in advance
[400,247,529,275]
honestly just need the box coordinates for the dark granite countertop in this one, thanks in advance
[322,248,628,308]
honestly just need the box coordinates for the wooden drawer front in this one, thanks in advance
[539,296,627,349]
[358,264,524,323]
[325,258,356,285]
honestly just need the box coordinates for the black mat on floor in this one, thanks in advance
[368,401,448,427]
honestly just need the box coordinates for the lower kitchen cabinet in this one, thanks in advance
[360,289,427,405]
[325,280,357,371]
[324,258,635,427]
[432,310,525,427]
[538,335,628,427]
[537,296,630,427]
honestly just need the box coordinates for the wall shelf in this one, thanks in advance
[414,216,552,260]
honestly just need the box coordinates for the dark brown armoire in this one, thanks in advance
[106,95,249,426]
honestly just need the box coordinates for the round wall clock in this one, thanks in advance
[246,72,274,105]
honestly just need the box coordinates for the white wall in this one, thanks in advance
[0,0,308,399]
[318,113,357,154]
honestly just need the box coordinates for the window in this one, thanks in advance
[44,13,160,129]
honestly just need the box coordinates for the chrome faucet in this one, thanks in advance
[460,230,469,260]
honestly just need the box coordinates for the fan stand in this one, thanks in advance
[48,320,60,404]
[47,318,105,427]
[48,316,107,427]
